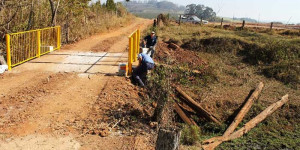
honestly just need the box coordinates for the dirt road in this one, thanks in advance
[0,18,154,150]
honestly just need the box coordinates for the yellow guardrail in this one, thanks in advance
[128,29,140,75]
[6,26,61,70]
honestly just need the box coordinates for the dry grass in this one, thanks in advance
[154,23,300,149]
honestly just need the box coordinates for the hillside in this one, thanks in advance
[122,0,185,18]
[147,20,299,149]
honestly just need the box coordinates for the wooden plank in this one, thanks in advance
[175,87,221,125]
[223,82,264,136]
[202,94,289,150]
[174,102,197,126]
[202,82,264,148]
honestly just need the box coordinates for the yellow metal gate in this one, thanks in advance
[6,26,61,70]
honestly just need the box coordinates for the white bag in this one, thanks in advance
[0,65,8,74]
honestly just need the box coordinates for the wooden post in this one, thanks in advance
[202,94,289,150]
[174,103,197,126]
[221,18,223,28]
[179,15,181,25]
[176,87,221,125]
[223,82,264,136]
[242,20,245,30]
[270,22,273,30]
[156,127,181,150]
[200,18,203,26]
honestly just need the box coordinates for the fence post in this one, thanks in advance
[128,37,133,75]
[270,22,273,30]
[6,34,11,70]
[179,15,181,25]
[242,20,245,30]
[57,26,61,49]
[221,18,223,27]
[37,30,41,58]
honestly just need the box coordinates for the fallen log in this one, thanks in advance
[174,102,197,126]
[202,94,289,150]
[175,87,221,125]
[177,102,196,115]
[224,82,264,136]
[203,82,264,146]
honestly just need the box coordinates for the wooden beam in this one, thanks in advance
[202,94,289,150]
[174,102,197,126]
[175,87,221,125]
[223,82,264,136]
[202,82,264,149]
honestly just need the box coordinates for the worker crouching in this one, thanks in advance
[132,53,155,87]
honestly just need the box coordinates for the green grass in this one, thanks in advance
[217,102,300,150]
[181,125,202,145]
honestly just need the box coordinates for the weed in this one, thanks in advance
[181,125,202,145]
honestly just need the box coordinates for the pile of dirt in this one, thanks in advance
[156,42,207,69]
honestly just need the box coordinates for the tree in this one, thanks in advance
[185,4,216,20]
[49,0,60,26]
[106,0,116,11]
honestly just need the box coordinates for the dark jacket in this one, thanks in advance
[144,35,157,48]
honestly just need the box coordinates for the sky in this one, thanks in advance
[101,0,300,23]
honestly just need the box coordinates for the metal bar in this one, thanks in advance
[57,26,61,49]
[128,29,137,38]
[11,56,38,67]
[137,29,140,53]
[128,37,133,75]
[133,32,137,62]
[9,26,57,35]
[37,30,41,58]
[6,34,11,70]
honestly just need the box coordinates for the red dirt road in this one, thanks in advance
[0,18,154,150]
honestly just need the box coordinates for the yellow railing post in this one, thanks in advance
[6,34,11,70]
[133,32,137,62]
[37,30,41,58]
[137,29,140,53]
[128,37,133,75]
[135,31,138,59]
[57,26,61,49]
